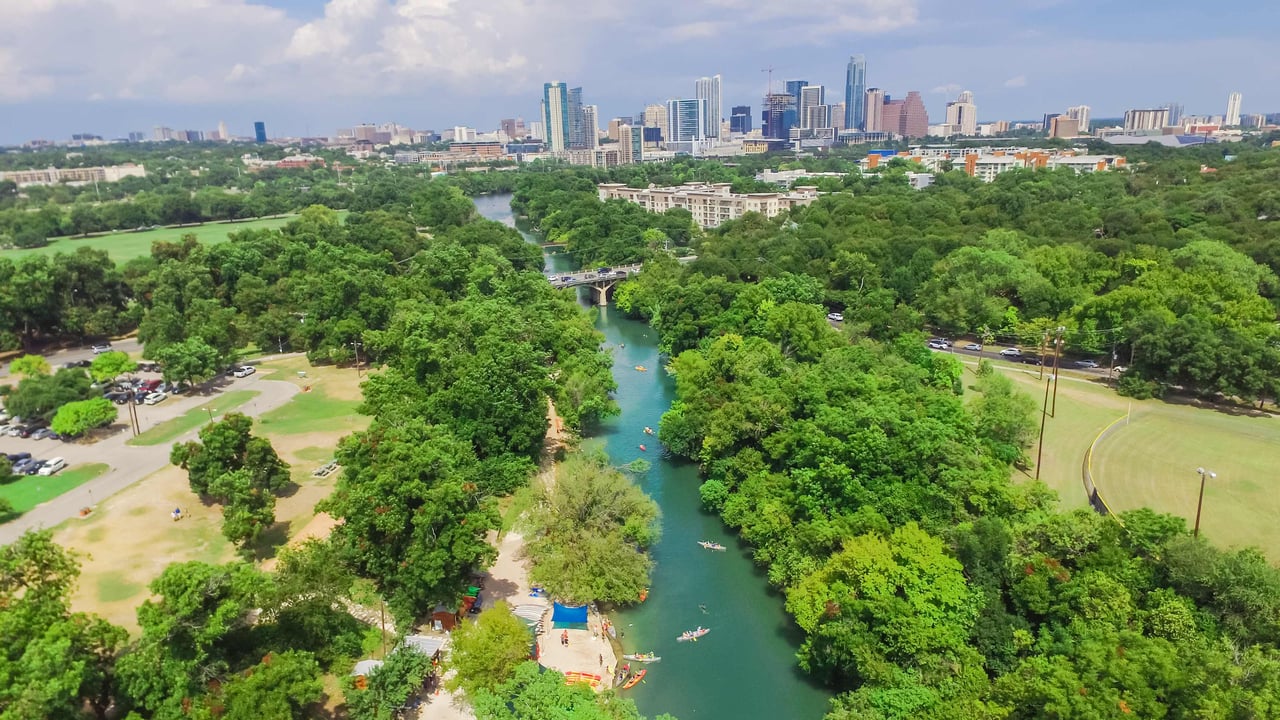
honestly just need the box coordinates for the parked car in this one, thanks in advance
[963,343,983,351]
[104,391,132,405]
[826,312,844,322]
[170,383,190,395]
[1072,359,1100,369]
[37,457,66,476]
[22,460,46,475]
[999,348,1023,357]
[232,366,256,378]
[139,379,163,395]
[31,428,57,440]
[12,458,38,474]
[90,343,113,354]
[143,392,168,405]
[5,452,31,463]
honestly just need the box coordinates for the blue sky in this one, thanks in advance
[2,0,1277,143]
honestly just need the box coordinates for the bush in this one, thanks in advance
[50,397,118,437]
[699,478,729,512]
[1116,373,1163,400]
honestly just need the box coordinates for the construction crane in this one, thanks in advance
[761,66,775,96]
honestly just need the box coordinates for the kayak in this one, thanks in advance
[622,653,662,663]
[677,626,710,642]
[639,444,647,451]
[622,669,647,689]
[635,365,647,372]
[697,541,727,551]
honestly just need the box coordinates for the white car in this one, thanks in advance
[90,343,113,354]
[232,366,256,378]
[143,391,168,405]
[963,343,982,351]
[37,457,66,476]
[928,341,949,350]
[827,312,844,322]
[999,348,1023,357]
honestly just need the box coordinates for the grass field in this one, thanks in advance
[256,357,367,436]
[0,463,109,514]
[127,390,260,446]
[959,355,1280,557]
[3,217,298,262]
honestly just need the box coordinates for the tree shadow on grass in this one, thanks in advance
[275,480,302,500]
[248,519,292,561]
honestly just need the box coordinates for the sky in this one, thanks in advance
[2,0,1279,144]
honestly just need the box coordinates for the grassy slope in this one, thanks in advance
[0,462,109,514]
[4,217,296,262]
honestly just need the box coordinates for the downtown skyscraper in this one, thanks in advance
[542,82,569,152]
[844,54,867,131]
[695,74,723,139]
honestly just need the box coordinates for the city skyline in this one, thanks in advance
[2,1,1278,144]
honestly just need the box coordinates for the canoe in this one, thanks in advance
[635,365,647,372]
[697,541,727,551]
[622,653,662,663]
[622,669,647,689]
[677,626,710,642]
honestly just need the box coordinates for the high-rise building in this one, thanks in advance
[1123,108,1170,131]
[1065,105,1091,134]
[844,54,867,130]
[253,121,267,143]
[945,90,978,136]
[127,131,145,143]
[1048,115,1079,138]
[1161,102,1184,126]
[1042,113,1061,132]
[528,121,544,140]
[607,118,625,142]
[353,123,378,142]
[582,105,599,149]
[863,88,884,132]
[567,87,587,149]
[799,85,826,129]
[899,91,928,138]
[618,124,643,164]
[218,121,228,142]
[643,104,668,143]
[500,118,527,139]
[729,105,752,134]
[762,93,794,139]
[830,102,846,131]
[1226,92,1243,126]
[666,98,706,143]
[695,75,723,139]
[542,82,570,152]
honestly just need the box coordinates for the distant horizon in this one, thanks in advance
[3,1,1277,145]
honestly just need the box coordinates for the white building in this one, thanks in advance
[597,182,818,229]
[582,105,599,149]
[1066,105,1091,134]
[799,85,826,130]
[1123,108,1170,131]
[944,91,978,136]
[0,163,147,187]
[695,75,723,139]
[1226,92,1243,127]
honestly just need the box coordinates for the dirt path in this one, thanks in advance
[0,376,301,545]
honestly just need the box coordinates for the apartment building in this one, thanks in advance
[597,182,817,229]
[0,163,147,187]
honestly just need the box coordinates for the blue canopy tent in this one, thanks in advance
[552,602,588,629]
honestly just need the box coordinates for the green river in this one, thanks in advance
[474,194,831,720]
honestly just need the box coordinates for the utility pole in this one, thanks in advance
[1037,331,1049,381]
[1194,467,1215,538]
[1050,326,1065,417]
[350,341,364,377]
[1034,367,1052,481]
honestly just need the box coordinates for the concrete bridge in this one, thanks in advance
[546,264,643,306]
[544,256,696,306]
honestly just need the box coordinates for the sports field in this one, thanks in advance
[4,217,295,262]
[970,358,1280,558]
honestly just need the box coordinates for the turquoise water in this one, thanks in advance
[473,194,831,720]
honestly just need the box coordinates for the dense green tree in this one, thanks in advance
[150,336,221,386]
[88,350,135,383]
[8,354,50,377]
[471,662,675,720]
[524,452,659,605]
[341,645,435,720]
[49,397,118,437]
[4,367,95,421]
[446,602,534,696]
[969,372,1039,465]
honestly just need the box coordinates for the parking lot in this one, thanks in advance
[0,365,300,544]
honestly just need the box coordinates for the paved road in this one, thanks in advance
[0,338,144,379]
[0,372,300,545]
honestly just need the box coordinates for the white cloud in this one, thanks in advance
[932,83,962,96]
[1004,74,1028,88]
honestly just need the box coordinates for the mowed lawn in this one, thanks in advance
[256,357,367,436]
[0,463,109,515]
[1093,409,1280,556]
[127,390,261,447]
[958,354,1280,557]
[4,216,296,263]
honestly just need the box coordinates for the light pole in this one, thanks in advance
[1193,467,1216,538]
[350,341,364,377]
[205,407,217,425]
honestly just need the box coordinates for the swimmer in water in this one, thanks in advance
[699,603,708,614]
